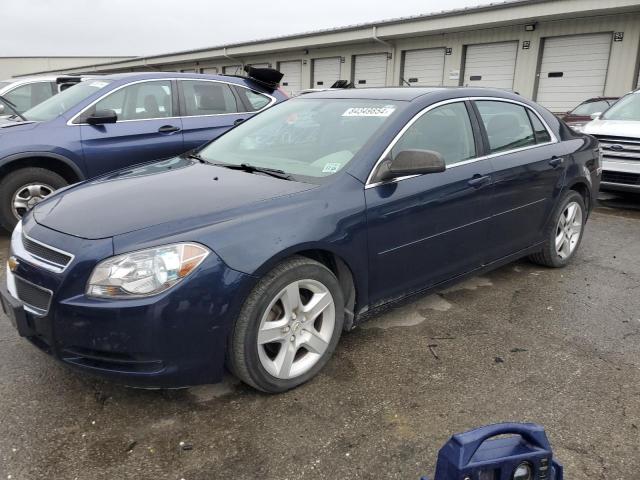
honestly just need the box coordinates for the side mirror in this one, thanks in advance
[0,104,5,115]
[590,112,602,120]
[86,109,117,125]
[376,149,446,183]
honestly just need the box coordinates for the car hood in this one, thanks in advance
[33,157,317,240]
[0,120,40,132]
[584,119,640,137]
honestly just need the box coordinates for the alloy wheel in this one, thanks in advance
[257,279,336,380]
[11,183,54,220]
[555,201,583,259]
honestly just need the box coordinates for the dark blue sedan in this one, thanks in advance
[0,87,600,392]
[0,71,287,231]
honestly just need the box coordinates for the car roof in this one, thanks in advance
[299,86,524,102]
[1,75,63,83]
[95,71,256,87]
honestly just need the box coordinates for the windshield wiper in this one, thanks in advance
[185,152,210,164]
[212,163,292,181]
[0,95,27,121]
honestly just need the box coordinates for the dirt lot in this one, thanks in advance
[1,196,639,480]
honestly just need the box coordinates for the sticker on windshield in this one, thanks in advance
[322,162,342,174]
[89,81,109,88]
[342,105,396,117]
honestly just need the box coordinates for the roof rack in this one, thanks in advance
[223,66,284,91]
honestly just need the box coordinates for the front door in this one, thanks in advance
[79,80,184,177]
[365,101,494,306]
[472,99,567,261]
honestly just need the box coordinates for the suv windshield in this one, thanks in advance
[22,79,112,122]
[601,93,640,121]
[197,98,403,181]
[571,100,612,116]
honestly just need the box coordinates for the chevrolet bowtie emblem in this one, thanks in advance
[8,256,19,273]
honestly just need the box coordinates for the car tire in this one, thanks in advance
[529,190,586,268]
[227,255,344,393]
[0,168,67,232]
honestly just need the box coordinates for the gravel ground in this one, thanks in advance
[0,196,639,480]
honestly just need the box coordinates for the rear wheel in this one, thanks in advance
[0,168,67,231]
[529,190,586,268]
[227,256,344,393]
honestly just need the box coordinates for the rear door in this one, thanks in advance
[78,79,185,177]
[472,99,565,261]
[178,80,273,151]
[365,101,493,304]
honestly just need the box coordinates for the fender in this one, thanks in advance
[0,151,85,181]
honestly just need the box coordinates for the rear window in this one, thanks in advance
[570,100,611,116]
[236,88,272,112]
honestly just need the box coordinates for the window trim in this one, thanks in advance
[365,96,557,189]
[67,78,276,126]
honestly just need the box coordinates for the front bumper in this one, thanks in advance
[3,216,255,388]
[600,159,640,193]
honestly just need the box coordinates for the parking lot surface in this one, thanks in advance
[1,199,639,480]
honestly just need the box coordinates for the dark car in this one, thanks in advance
[1,87,600,392]
[561,97,618,131]
[0,70,287,231]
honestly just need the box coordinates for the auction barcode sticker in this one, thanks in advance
[342,105,396,117]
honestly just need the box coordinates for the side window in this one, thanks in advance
[392,102,476,165]
[4,82,55,113]
[527,110,552,144]
[180,80,237,116]
[93,81,173,121]
[476,101,536,154]
[236,88,271,112]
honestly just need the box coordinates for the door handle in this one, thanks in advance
[158,125,181,134]
[468,174,491,188]
[233,118,245,126]
[549,156,564,168]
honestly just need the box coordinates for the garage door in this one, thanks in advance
[249,63,270,69]
[536,33,612,113]
[312,57,341,88]
[354,53,388,88]
[223,65,242,75]
[463,41,518,89]
[200,67,218,74]
[278,60,302,96]
[402,48,445,86]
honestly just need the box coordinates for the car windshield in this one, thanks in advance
[197,98,403,181]
[22,79,112,121]
[601,93,640,121]
[570,100,612,116]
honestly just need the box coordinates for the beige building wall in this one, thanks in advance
[0,57,134,79]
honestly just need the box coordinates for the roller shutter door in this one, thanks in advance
[536,33,612,113]
[354,53,388,88]
[248,63,270,69]
[278,60,302,96]
[223,65,242,75]
[463,41,518,89]
[312,57,341,88]
[200,67,218,74]
[402,48,445,86]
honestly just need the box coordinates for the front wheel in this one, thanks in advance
[0,168,67,232]
[529,190,586,268]
[227,256,344,393]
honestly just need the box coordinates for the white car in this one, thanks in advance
[584,90,640,193]
[0,75,86,118]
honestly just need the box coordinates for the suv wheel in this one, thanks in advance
[227,256,344,393]
[0,168,67,231]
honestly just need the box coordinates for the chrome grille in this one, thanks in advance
[22,234,73,270]
[14,276,53,315]
[593,135,640,162]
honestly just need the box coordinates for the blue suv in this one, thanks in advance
[0,71,288,231]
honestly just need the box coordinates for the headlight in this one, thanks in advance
[568,123,585,132]
[87,243,209,298]
[512,462,533,480]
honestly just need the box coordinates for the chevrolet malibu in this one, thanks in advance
[1,87,600,392]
